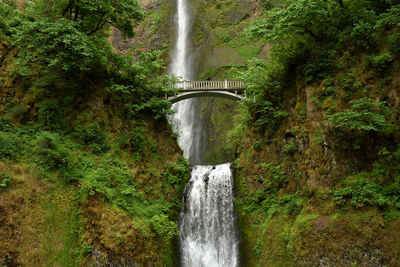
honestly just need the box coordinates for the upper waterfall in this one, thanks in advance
[169,0,198,162]
[170,0,190,79]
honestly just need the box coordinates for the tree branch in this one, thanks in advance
[62,0,75,17]
[87,13,108,36]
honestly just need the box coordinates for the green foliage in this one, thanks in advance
[0,132,20,159]
[10,104,28,120]
[333,146,400,219]
[107,51,175,120]
[284,142,297,154]
[0,117,14,132]
[250,100,288,130]
[0,172,10,188]
[303,57,333,83]
[318,78,337,99]
[26,0,143,37]
[38,100,65,131]
[237,190,303,218]
[36,131,77,181]
[261,163,288,188]
[376,4,400,29]
[366,52,393,73]
[240,58,283,103]
[164,156,190,186]
[128,127,147,153]
[82,123,106,145]
[253,140,263,151]
[326,97,396,132]
[246,0,338,82]
[81,156,136,201]
[72,122,110,155]
[372,146,400,180]
[278,193,304,215]
[117,127,148,159]
[388,32,400,53]
[333,178,400,213]
[216,30,231,43]
[334,181,385,208]
[350,10,377,50]
[338,68,361,92]
[13,18,98,74]
[248,0,335,42]
[150,214,179,240]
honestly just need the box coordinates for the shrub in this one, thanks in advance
[284,142,297,154]
[150,214,179,241]
[10,104,28,120]
[303,58,333,83]
[333,147,400,214]
[333,180,389,208]
[38,100,65,131]
[0,172,10,188]
[82,123,105,144]
[261,163,288,188]
[351,20,377,49]
[251,100,288,129]
[253,140,263,151]
[0,117,14,132]
[164,156,190,186]
[36,132,73,174]
[319,78,337,99]
[388,32,400,53]
[78,123,110,154]
[279,193,303,215]
[0,132,20,159]
[366,52,393,73]
[129,127,147,153]
[326,97,396,132]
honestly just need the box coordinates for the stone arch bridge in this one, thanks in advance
[168,80,246,104]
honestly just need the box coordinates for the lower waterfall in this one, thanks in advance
[179,164,239,267]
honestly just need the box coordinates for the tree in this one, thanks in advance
[27,0,144,37]
[12,18,98,74]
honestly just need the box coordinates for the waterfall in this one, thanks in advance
[180,164,239,267]
[169,0,195,161]
[169,0,239,266]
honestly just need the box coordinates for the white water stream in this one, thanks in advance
[180,164,239,267]
[169,0,239,266]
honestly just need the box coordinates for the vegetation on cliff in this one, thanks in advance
[222,0,400,265]
[0,1,189,266]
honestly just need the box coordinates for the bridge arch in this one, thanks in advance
[168,91,244,104]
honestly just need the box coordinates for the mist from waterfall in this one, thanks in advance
[169,0,239,266]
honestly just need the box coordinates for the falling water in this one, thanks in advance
[169,0,239,266]
[169,0,196,161]
[180,164,239,267]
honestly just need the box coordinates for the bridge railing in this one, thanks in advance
[170,80,246,91]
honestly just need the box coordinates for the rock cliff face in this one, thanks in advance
[110,0,174,60]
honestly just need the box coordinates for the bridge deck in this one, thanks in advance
[171,80,245,91]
